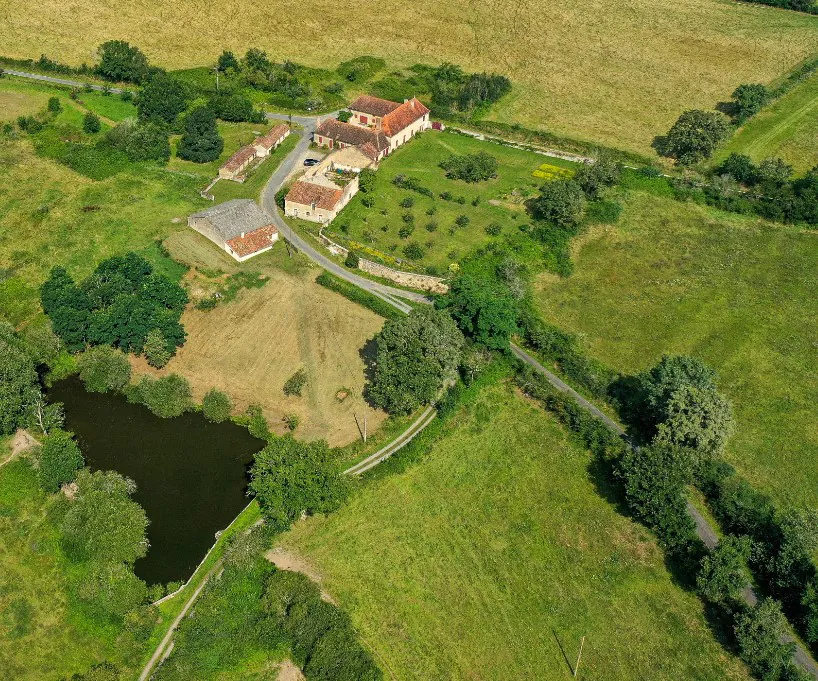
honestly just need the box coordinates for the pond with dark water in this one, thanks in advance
[49,376,264,585]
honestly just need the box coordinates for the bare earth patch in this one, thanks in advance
[266,547,335,604]
[131,267,387,446]
[3,429,40,467]
[276,659,306,681]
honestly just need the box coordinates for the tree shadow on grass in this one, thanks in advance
[358,335,378,407]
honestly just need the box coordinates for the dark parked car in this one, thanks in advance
[303,158,320,167]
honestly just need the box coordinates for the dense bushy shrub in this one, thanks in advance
[617,442,697,551]
[734,599,798,681]
[106,120,170,163]
[574,154,621,198]
[78,345,131,393]
[178,106,224,163]
[217,50,240,73]
[430,62,511,116]
[202,388,232,423]
[527,179,586,226]
[40,254,187,355]
[403,242,424,260]
[367,307,464,414]
[83,112,102,134]
[658,110,731,164]
[344,250,360,268]
[249,436,349,530]
[696,535,752,604]
[209,92,264,123]
[35,428,84,492]
[439,152,498,182]
[283,368,307,397]
[129,374,192,418]
[315,272,403,320]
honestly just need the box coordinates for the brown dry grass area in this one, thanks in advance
[2,0,816,153]
[133,266,386,446]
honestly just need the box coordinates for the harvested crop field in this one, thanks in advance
[2,0,816,154]
[138,232,388,446]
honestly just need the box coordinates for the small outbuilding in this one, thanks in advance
[188,199,279,262]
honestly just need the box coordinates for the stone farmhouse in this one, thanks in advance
[286,95,430,225]
[284,149,374,223]
[315,95,430,156]
[219,124,290,181]
[188,199,279,261]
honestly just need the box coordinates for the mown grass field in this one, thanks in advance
[138,229,387,446]
[326,131,566,271]
[282,379,750,680]
[0,458,120,680]
[716,68,818,175]
[1,0,816,154]
[534,190,818,509]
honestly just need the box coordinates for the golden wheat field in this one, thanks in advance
[2,0,817,153]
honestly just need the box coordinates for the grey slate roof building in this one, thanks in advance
[188,199,279,262]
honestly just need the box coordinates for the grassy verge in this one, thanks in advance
[716,65,818,174]
[281,374,751,680]
[315,271,404,320]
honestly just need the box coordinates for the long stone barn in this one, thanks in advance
[188,199,279,262]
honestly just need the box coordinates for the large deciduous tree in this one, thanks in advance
[441,275,517,351]
[659,110,731,165]
[0,323,40,435]
[177,106,224,163]
[731,83,770,123]
[696,535,751,604]
[61,469,149,566]
[367,307,464,414]
[639,355,735,460]
[95,40,150,83]
[137,72,188,125]
[249,436,349,530]
[734,599,795,681]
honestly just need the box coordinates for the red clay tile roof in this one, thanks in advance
[285,181,344,211]
[222,145,256,173]
[357,142,380,162]
[225,224,278,257]
[348,95,401,118]
[314,119,389,152]
[254,124,289,150]
[381,98,430,137]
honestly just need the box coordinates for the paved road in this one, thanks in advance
[3,69,123,93]
[259,122,428,313]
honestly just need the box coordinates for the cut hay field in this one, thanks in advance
[534,190,818,509]
[2,0,816,154]
[717,68,818,175]
[281,379,750,680]
[145,230,387,446]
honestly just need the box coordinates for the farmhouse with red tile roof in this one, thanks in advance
[218,124,291,181]
[188,199,279,261]
[318,95,431,156]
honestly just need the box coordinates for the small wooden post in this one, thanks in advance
[363,409,367,443]
[574,636,585,678]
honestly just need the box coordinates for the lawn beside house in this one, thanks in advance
[281,379,751,680]
[534,190,818,509]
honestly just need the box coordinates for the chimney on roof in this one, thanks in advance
[241,232,245,238]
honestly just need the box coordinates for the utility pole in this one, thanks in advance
[213,66,220,92]
[574,636,585,678]
[363,408,367,443]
